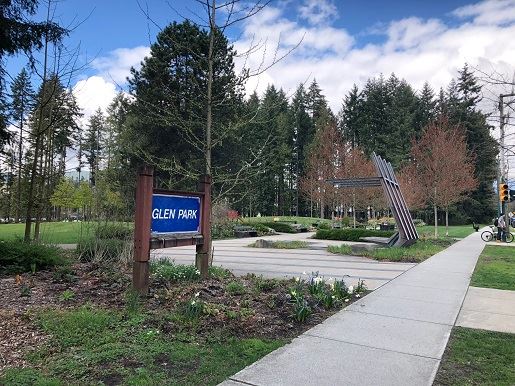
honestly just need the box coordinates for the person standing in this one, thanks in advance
[497,213,506,241]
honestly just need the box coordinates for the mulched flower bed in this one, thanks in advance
[0,261,368,377]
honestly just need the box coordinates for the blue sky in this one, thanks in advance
[5,0,515,116]
[12,0,476,68]
[5,0,515,179]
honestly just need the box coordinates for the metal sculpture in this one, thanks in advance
[328,153,418,247]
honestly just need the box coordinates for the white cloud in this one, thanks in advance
[298,0,338,25]
[236,0,515,114]
[92,46,150,84]
[452,0,515,25]
[72,76,117,123]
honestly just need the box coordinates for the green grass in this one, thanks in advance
[0,222,93,244]
[328,239,454,263]
[434,327,515,386]
[470,245,515,290]
[417,224,484,239]
[249,240,309,249]
[0,306,284,386]
[243,216,330,226]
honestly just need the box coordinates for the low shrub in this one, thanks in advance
[208,266,233,279]
[317,222,331,230]
[93,223,133,240]
[314,228,395,241]
[226,280,246,295]
[151,260,200,282]
[0,239,66,274]
[76,238,130,264]
[252,276,280,292]
[212,222,235,240]
[413,218,426,227]
[258,222,296,233]
[253,223,276,236]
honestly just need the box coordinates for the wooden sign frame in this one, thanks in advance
[133,166,211,294]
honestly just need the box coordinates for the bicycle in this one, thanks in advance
[481,225,514,243]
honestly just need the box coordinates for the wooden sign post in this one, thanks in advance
[133,166,153,294]
[132,166,211,294]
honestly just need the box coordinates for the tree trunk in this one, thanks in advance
[202,0,216,271]
[353,192,356,228]
[445,208,449,237]
[433,204,438,239]
[24,2,50,242]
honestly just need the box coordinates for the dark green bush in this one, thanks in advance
[253,223,275,235]
[76,238,128,262]
[212,222,235,240]
[0,240,66,274]
[93,223,133,240]
[317,222,331,230]
[258,222,296,233]
[314,228,395,241]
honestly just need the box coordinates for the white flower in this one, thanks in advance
[348,285,354,293]
[331,295,336,299]
[294,277,300,282]
[314,277,322,284]
[356,294,360,298]
[344,299,349,302]
[191,300,196,305]
[302,271,307,275]
[194,292,200,297]
[291,290,297,296]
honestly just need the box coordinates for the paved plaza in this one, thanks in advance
[151,232,415,290]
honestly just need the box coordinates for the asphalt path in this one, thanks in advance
[151,232,415,290]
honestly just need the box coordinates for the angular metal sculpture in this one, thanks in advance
[328,153,418,247]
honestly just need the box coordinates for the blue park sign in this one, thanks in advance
[151,194,201,235]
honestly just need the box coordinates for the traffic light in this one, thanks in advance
[499,183,509,203]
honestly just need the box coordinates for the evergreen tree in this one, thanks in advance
[291,84,313,215]
[307,79,331,124]
[0,0,67,151]
[84,108,105,187]
[449,65,498,222]
[414,82,436,133]
[126,20,243,192]
[10,68,34,221]
[339,84,363,147]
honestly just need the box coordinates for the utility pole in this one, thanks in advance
[499,93,515,238]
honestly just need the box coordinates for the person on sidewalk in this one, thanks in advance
[497,213,506,242]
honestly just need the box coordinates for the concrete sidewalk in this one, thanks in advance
[457,286,515,333]
[219,231,486,386]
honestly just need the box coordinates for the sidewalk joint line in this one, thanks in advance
[343,309,454,326]
[303,332,442,360]
[228,378,259,386]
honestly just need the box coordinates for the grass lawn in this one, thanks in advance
[328,239,454,263]
[417,224,483,239]
[1,306,284,386]
[434,327,515,386]
[243,216,330,226]
[0,222,93,244]
[0,222,134,244]
[470,245,515,291]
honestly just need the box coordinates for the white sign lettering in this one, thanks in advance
[152,208,198,220]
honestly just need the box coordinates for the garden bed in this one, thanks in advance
[0,260,368,385]
[328,238,455,263]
